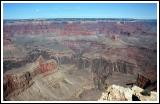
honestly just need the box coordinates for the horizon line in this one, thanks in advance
[3,17,157,20]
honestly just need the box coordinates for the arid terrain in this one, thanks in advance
[3,18,157,101]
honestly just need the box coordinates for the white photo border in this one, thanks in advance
[1,1,159,103]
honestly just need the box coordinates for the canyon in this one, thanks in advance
[3,18,157,101]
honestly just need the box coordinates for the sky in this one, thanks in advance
[3,3,157,19]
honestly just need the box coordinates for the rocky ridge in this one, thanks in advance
[98,84,157,101]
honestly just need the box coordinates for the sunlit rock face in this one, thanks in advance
[98,85,157,101]
[3,56,58,100]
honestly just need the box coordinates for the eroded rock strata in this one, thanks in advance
[3,19,157,101]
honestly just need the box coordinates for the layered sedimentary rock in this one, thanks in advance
[91,58,135,90]
[73,55,136,90]
[38,59,57,74]
[3,56,58,99]
[91,58,134,74]
[4,19,156,37]
[3,19,157,101]
[136,74,157,91]
[3,72,33,99]
[50,53,75,65]
[76,57,90,70]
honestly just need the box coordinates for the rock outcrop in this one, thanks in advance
[131,86,157,101]
[38,59,57,74]
[98,84,157,101]
[99,85,132,101]
[3,56,58,99]
[136,73,157,91]
[3,72,33,99]
[91,58,135,90]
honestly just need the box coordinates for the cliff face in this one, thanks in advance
[91,58,134,74]
[91,58,135,90]
[74,56,135,90]
[4,20,156,37]
[50,54,75,65]
[74,56,156,91]
[3,54,137,100]
[39,62,57,73]
[3,50,156,99]
[3,56,58,99]
[3,72,33,99]
[75,56,134,73]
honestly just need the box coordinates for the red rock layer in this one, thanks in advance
[4,57,58,98]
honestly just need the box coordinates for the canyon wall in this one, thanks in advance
[3,57,58,99]
[4,20,156,37]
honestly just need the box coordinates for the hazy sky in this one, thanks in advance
[3,3,157,19]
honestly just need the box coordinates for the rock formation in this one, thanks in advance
[98,84,157,101]
[3,19,157,101]
[3,56,58,99]
[4,19,156,37]
[91,58,135,90]
[38,59,57,74]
